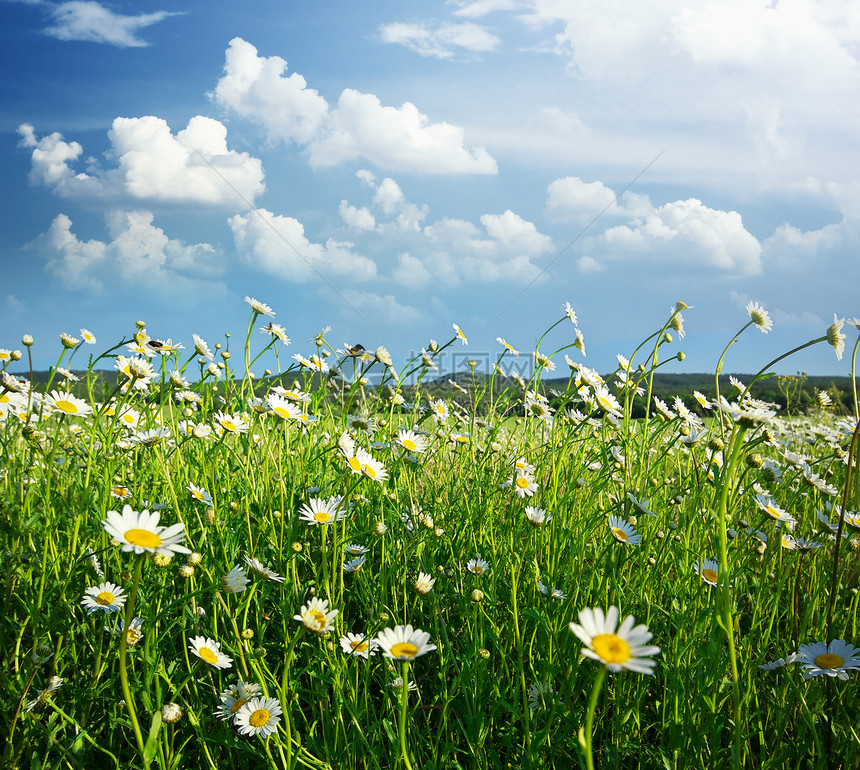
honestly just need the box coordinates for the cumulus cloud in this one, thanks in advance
[451,1,522,18]
[391,253,432,289]
[229,208,378,284]
[30,211,221,292]
[378,20,500,59]
[339,201,376,230]
[589,197,763,276]
[211,38,497,175]
[340,289,423,324]
[18,117,265,208]
[44,1,182,47]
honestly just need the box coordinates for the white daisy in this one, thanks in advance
[376,624,437,660]
[80,582,126,614]
[797,640,860,680]
[569,606,660,674]
[294,597,338,634]
[340,632,378,659]
[243,556,285,582]
[234,696,283,737]
[189,636,233,669]
[102,504,191,556]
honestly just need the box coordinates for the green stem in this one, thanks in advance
[580,665,607,770]
[119,556,149,769]
[398,661,413,770]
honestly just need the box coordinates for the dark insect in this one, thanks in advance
[148,340,165,349]
[346,344,366,355]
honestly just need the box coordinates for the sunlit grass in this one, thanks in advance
[1,302,858,769]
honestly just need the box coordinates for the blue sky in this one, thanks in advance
[2,0,858,376]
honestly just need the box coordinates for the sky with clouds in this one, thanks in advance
[2,0,858,376]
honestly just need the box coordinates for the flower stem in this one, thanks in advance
[119,556,149,769]
[580,665,607,770]
[398,661,413,770]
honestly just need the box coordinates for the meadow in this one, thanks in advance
[1,299,859,770]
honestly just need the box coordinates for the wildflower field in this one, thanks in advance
[2,298,859,770]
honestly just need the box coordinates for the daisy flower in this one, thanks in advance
[266,394,301,421]
[243,555,285,582]
[245,296,275,317]
[396,429,428,454]
[222,565,250,594]
[187,483,212,505]
[214,411,249,434]
[797,640,860,680]
[81,582,126,614]
[344,543,369,556]
[60,332,79,348]
[497,337,520,356]
[511,473,538,498]
[79,328,96,344]
[608,516,641,546]
[431,399,449,422]
[355,448,388,482]
[192,333,214,360]
[746,301,773,333]
[569,606,660,674]
[694,559,721,587]
[189,636,233,669]
[563,301,578,325]
[753,494,797,526]
[294,597,338,634]
[826,315,846,360]
[343,556,366,573]
[260,322,290,345]
[452,323,468,345]
[298,497,347,526]
[415,572,436,594]
[528,682,556,711]
[525,506,552,527]
[340,632,378,659]
[593,386,622,418]
[102,504,191,556]
[467,554,489,576]
[215,680,263,721]
[235,697,283,737]
[376,624,437,660]
[110,616,144,646]
[45,390,92,417]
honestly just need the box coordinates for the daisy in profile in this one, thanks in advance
[189,636,233,669]
[569,606,660,674]
[245,296,275,317]
[192,333,215,360]
[415,572,436,595]
[376,624,437,660]
[467,554,489,576]
[267,394,301,421]
[746,301,773,333]
[355,448,388,482]
[796,640,860,680]
[187,483,212,505]
[452,323,468,345]
[215,680,263,721]
[234,697,283,737]
[102,504,191,556]
[497,337,520,357]
[243,555,285,582]
[340,632,378,659]
[753,494,797,526]
[827,315,846,360]
[525,506,552,527]
[294,597,338,634]
[563,301,578,325]
[110,616,144,646]
[694,559,721,587]
[214,411,249,434]
[298,497,347,526]
[343,556,366,573]
[593,386,622,418]
[222,565,250,594]
[81,582,126,614]
[344,543,369,557]
[608,516,641,546]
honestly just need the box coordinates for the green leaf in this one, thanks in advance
[143,710,163,764]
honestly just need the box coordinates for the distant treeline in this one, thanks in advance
[9,368,855,419]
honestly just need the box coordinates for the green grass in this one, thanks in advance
[1,305,859,770]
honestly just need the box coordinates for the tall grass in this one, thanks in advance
[1,302,858,770]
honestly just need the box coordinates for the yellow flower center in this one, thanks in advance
[249,708,270,727]
[814,653,844,669]
[516,477,530,489]
[274,407,290,419]
[390,642,419,659]
[362,464,377,479]
[230,698,247,714]
[56,399,78,414]
[765,505,781,519]
[702,569,718,584]
[350,640,368,653]
[456,436,469,443]
[472,565,484,574]
[612,528,628,542]
[126,629,142,645]
[113,487,127,496]
[198,647,218,665]
[96,591,115,605]
[125,528,162,549]
[222,420,237,432]
[348,456,362,472]
[313,511,332,523]
[598,396,612,411]
[402,439,416,451]
[308,610,327,628]
[592,633,631,664]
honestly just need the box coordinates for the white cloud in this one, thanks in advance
[479,210,553,255]
[211,38,498,175]
[340,289,423,324]
[545,177,620,220]
[576,255,604,274]
[378,21,500,59]
[44,1,181,48]
[451,1,522,18]
[594,198,763,276]
[339,201,376,230]
[30,211,220,291]
[229,208,378,283]
[18,117,265,208]
[391,253,432,289]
